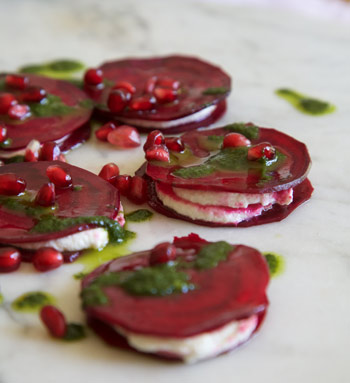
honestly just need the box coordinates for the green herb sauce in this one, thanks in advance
[223,122,259,140]
[275,88,336,115]
[63,323,86,341]
[11,291,55,312]
[202,87,229,95]
[0,293,4,305]
[125,209,153,222]
[263,252,285,277]
[0,138,13,149]
[3,155,25,164]
[29,94,74,118]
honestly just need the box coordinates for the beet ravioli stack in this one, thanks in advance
[140,122,313,226]
[90,55,231,134]
[81,234,270,363]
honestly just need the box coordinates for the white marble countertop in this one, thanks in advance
[1,0,350,382]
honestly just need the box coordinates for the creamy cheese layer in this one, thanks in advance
[115,315,258,364]
[117,105,216,129]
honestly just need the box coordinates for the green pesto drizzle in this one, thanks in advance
[19,59,85,79]
[0,293,4,305]
[3,155,25,164]
[223,122,259,140]
[29,94,74,117]
[202,87,229,95]
[263,252,285,277]
[0,138,12,149]
[125,209,153,222]
[275,88,336,115]
[11,291,55,312]
[63,323,86,341]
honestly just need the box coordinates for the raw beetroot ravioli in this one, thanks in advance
[141,123,313,226]
[0,73,92,157]
[0,161,125,262]
[81,234,269,363]
[93,55,231,133]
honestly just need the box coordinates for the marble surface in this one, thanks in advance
[1,0,350,382]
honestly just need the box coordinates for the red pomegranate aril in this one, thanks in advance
[39,142,61,161]
[107,125,141,149]
[248,142,276,161]
[84,68,104,86]
[0,173,26,195]
[40,305,67,338]
[46,165,72,189]
[153,87,177,103]
[95,122,117,142]
[143,130,164,151]
[113,81,136,95]
[0,125,7,143]
[145,145,170,162]
[145,76,158,93]
[108,89,131,113]
[98,163,120,183]
[223,133,251,149]
[24,139,41,162]
[8,104,30,120]
[5,74,28,90]
[128,175,148,204]
[114,175,131,196]
[165,137,185,152]
[0,247,21,273]
[33,247,64,272]
[129,95,155,111]
[157,78,180,90]
[149,242,177,265]
[21,86,47,103]
[0,93,17,114]
[35,183,56,207]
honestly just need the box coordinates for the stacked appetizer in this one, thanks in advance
[141,122,313,226]
[81,234,270,363]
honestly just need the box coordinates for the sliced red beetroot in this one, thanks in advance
[0,161,120,245]
[0,74,93,153]
[82,235,269,342]
[145,125,312,194]
[93,56,230,132]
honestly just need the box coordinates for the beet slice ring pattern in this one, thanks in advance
[93,55,231,134]
[0,161,124,262]
[141,123,313,227]
[81,234,270,363]
[0,73,93,157]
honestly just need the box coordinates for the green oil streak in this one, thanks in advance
[202,87,229,95]
[275,88,336,116]
[224,122,259,140]
[29,94,74,117]
[0,293,3,305]
[11,291,55,313]
[125,209,153,222]
[263,252,285,277]
[63,323,86,341]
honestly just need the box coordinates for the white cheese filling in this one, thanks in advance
[115,314,258,364]
[116,105,216,129]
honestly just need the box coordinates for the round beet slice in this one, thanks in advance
[0,161,121,245]
[0,74,93,153]
[93,55,231,133]
[81,234,269,361]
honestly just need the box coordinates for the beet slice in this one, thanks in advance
[0,74,93,152]
[0,161,120,244]
[82,235,269,342]
[93,55,231,132]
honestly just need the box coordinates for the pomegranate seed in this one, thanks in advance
[143,130,165,151]
[24,139,41,162]
[84,68,103,86]
[145,76,158,93]
[153,87,177,103]
[35,183,56,207]
[0,247,21,273]
[0,93,17,114]
[107,125,141,149]
[107,89,131,113]
[5,74,28,90]
[0,125,7,143]
[149,242,177,265]
[39,142,60,161]
[113,81,136,95]
[157,78,180,90]
[0,173,26,195]
[113,175,131,196]
[145,145,170,162]
[129,95,155,111]
[21,86,47,103]
[95,122,117,142]
[247,142,276,161]
[128,175,148,204]
[8,104,30,120]
[33,247,64,272]
[98,163,120,183]
[223,133,251,149]
[46,165,72,189]
[40,305,67,338]
[165,137,184,152]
